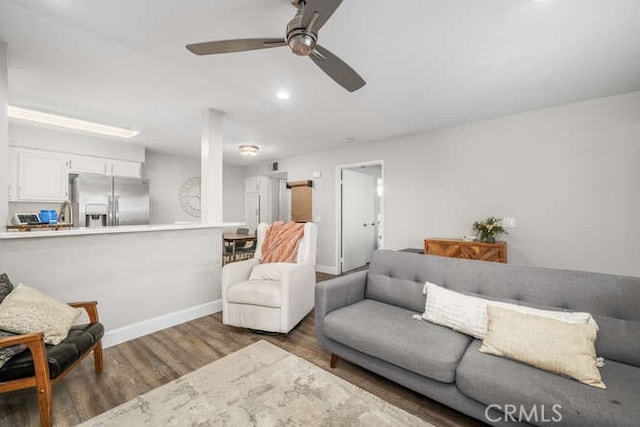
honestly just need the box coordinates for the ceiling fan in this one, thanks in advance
[186,0,366,92]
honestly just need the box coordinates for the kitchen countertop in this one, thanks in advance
[0,222,244,240]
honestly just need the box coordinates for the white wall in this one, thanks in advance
[142,150,244,225]
[8,123,145,162]
[143,150,200,224]
[246,91,640,277]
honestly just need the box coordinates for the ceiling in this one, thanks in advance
[1,0,639,165]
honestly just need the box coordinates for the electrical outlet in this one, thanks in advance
[314,216,321,223]
[503,217,516,229]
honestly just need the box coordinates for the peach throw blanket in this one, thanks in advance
[261,221,306,263]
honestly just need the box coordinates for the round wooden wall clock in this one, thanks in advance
[179,176,201,217]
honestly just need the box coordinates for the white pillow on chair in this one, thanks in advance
[249,263,298,281]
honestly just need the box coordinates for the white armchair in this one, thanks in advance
[221,222,318,333]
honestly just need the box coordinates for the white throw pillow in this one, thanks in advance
[422,281,597,339]
[0,284,82,345]
[249,263,298,281]
[480,306,606,389]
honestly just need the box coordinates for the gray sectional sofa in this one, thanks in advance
[315,250,640,426]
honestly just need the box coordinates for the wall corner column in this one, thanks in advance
[0,41,8,228]
[200,108,223,224]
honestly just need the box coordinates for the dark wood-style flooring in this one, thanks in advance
[0,273,482,427]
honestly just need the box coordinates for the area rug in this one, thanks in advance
[79,340,431,426]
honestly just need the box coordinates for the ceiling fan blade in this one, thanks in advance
[302,0,343,32]
[310,45,366,92]
[186,38,286,55]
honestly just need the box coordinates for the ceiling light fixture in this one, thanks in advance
[7,106,139,139]
[276,90,291,100]
[239,144,259,156]
[529,0,552,4]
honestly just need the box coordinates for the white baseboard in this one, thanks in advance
[316,265,338,275]
[102,299,223,348]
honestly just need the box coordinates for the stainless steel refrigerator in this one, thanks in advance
[70,175,150,227]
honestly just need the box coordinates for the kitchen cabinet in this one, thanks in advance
[110,159,141,178]
[68,156,109,175]
[69,156,140,178]
[10,148,68,202]
[8,147,143,202]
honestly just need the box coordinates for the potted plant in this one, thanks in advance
[472,217,508,243]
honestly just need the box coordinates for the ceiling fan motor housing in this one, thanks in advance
[287,30,316,56]
[286,7,317,56]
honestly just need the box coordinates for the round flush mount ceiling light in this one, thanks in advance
[239,145,259,156]
[276,90,291,100]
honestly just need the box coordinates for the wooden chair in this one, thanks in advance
[0,301,104,427]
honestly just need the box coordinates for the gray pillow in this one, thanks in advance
[0,273,14,304]
[0,330,27,368]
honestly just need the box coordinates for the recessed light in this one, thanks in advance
[7,106,139,138]
[276,90,291,100]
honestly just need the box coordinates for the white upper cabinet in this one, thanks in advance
[110,159,141,178]
[12,148,68,202]
[68,155,109,175]
[69,156,140,177]
[8,147,144,202]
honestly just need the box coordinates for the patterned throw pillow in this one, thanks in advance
[0,273,14,303]
[0,330,27,368]
[0,284,82,345]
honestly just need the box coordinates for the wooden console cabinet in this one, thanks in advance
[424,238,507,263]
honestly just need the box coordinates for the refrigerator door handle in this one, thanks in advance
[107,194,114,226]
[115,196,120,226]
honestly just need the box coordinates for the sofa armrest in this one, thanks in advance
[315,269,367,320]
[68,301,99,323]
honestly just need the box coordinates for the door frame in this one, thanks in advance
[335,160,384,274]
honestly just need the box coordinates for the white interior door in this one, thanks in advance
[341,169,376,272]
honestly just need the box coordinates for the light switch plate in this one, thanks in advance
[503,217,516,229]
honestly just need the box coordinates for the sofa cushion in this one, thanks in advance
[226,280,281,308]
[457,340,640,426]
[366,252,446,313]
[0,323,104,382]
[322,299,471,383]
[0,330,27,368]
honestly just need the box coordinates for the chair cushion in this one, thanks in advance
[0,322,104,382]
[456,340,640,426]
[322,299,472,383]
[226,280,282,308]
